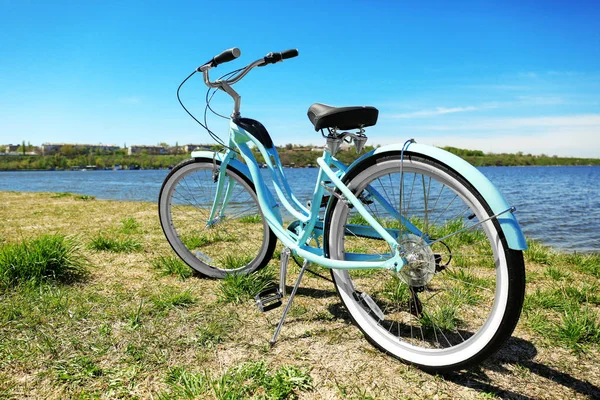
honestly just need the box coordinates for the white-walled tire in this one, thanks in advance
[159,158,276,278]
[325,153,525,372]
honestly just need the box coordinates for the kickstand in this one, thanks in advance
[269,258,309,346]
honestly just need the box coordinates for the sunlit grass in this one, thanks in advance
[120,217,142,234]
[556,306,600,351]
[222,253,253,270]
[151,288,197,312]
[160,361,312,399]
[420,305,462,331]
[525,238,552,265]
[239,214,262,223]
[152,255,194,280]
[217,268,275,304]
[181,230,236,249]
[88,234,143,253]
[0,191,599,398]
[0,235,87,288]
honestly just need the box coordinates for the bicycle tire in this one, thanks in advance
[159,158,276,278]
[325,152,525,373]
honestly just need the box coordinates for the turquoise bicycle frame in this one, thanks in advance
[191,120,527,273]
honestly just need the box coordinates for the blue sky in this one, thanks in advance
[1,0,599,157]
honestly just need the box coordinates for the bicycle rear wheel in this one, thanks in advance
[325,153,525,372]
[159,158,276,278]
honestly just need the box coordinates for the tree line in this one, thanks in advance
[0,145,598,171]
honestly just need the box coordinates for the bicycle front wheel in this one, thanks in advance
[325,153,525,372]
[159,158,276,278]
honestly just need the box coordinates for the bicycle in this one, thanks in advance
[158,48,527,373]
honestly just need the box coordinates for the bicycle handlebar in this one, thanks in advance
[197,48,298,117]
[199,48,298,85]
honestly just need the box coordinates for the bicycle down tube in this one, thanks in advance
[207,120,408,272]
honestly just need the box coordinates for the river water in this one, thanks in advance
[1,166,599,253]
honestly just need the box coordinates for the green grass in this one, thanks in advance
[54,355,103,382]
[119,217,142,234]
[348,213,370,226]
[565,252,600,278]
[151,288,197,312]
[380,275,411,305]
[239,214,262,223]
[222,253,253,269]
[2,191,600,399]
[556,306,600,350]
[88,234,143,253]
[0,235,87,289]
[525,238,552,265]
[50,192,73,198]
[152,255,194,280]
[444,267,492,288]
[563,283,600,305]
[524,284,600,313]
[448,285,481,306]
[524,285,600,350]
[74,194,96,201]
[196,309,240,347]
[159,361,312,399]
[217,268,275,304]
[420,305,462,331]
[521,243,600,350]
[181,234,211,249]
[524,288,570,312]
[47,192,95,201]
[181,230,236,249]
[544,264,571,280]
[128,299,145,329]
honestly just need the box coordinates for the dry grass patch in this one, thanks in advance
[0,191,599,399]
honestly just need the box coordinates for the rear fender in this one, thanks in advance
[343,143,527,250]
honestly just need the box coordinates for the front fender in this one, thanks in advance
[343,143,527,250]
[190,150,279,212]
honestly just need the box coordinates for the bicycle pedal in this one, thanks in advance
[255,286,283,312]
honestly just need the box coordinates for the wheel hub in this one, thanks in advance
[397,234,436,286]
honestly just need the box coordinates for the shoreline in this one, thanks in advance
[1,190,598,255]
[2,163,600,172]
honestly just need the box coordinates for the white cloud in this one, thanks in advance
[375,114,600,158]
[417,130,600,158]
[390,106,479,119]
[409,114,600,131]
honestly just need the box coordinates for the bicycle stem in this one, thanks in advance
[202,58,266,118]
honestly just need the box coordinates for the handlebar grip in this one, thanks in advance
[212,47,241,67]
[281,49,299,60]
[262,49,299,65]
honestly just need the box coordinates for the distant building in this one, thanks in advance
[1,144,39,156]
[183,144,209,153]
[128,145,168,155]
[41,143,120,155]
